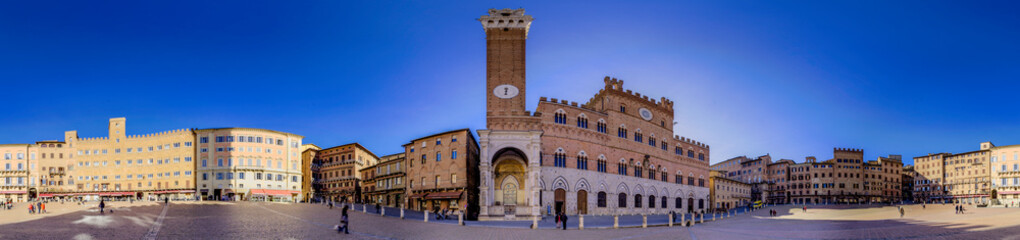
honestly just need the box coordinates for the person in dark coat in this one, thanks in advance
[560,213,568,230]
[99,200,105,214]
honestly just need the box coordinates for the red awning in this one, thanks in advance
[424,191,463,200]
[99,192,134,196]
[39,194,54,198]
[1000,191,1020,195]
[249,189,298,196]
[0,191,27,194]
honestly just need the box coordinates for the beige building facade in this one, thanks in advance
[2,117,311,203]
[70,118,196,200]
[911,142,993,204]
[709,170,751,211]
[194,128,304,202]
[1,144,34,202]
[367,153,405,207]
[714,149,908,205]
[991,144,1020,206]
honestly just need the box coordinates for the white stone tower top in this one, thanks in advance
[479,8,534,38]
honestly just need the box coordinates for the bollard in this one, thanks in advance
[382,207,386,216]
[642,215,647,228]
[682,213,686,226]
[400,208,405,219]
[699,213,703,224]
[425,210,429,222]
[363,205,367,213]
[614,215,619,229]
[532,215,538,229]
[714,213,717,221]
[579,214,584,230]
[459,213,464,225]
[668,213,673,227]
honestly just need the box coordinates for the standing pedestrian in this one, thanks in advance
[41,202,45,214]
[563,212,571,229]
[338,205,350,234]
[555,212,561,228]
[99,200,105,214]
[28,203,34,214]
[899,207,904,218]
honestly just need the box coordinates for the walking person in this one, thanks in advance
[338,205,350,234]
[99,200,105,215]
[41,202,45,214]
[28,203,34,214]
[899,207,904,218]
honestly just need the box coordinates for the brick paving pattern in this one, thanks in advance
[1,201,1019,239]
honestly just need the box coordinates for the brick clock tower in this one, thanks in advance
[477,8,543,221]
[482,8,531,122]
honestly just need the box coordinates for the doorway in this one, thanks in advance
[577,190,588,215]
[554,189,566,215]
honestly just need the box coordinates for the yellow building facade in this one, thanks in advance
[70,118,197,200]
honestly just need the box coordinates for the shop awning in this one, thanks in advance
[99,192,134,196]
[39,194,54,198]
[409,193,428,199]
[152,190,193,194]
[424,191,462,200]
[250,189,299,196]
[1000,191,1020,195]
[0,191,27,194]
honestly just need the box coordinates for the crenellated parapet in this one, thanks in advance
[124,128,193,139]
[672,135,709,149]
[834,147,864,153]
[585,76,674,114]
[479,8,534,38]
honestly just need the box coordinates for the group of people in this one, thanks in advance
[27,201,46,214]
[434,207,452,220]
[1,199,14,210]
[955,205,966,214]
[554,212,569,230]
[769,209,778,216]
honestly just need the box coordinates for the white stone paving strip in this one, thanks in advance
[140,204,169,240]
[256,205,395,240]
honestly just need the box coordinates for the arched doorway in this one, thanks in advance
[493,148,527,218]
[554,189,566,215]
[687,198,694,213]
[577,190,588,215]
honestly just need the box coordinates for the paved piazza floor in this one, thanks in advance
[1,201,1020,239]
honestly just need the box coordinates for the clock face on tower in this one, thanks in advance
[494,84,519,99]
[639,107,653,121]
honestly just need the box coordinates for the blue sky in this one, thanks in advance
[1,1,1018,165]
